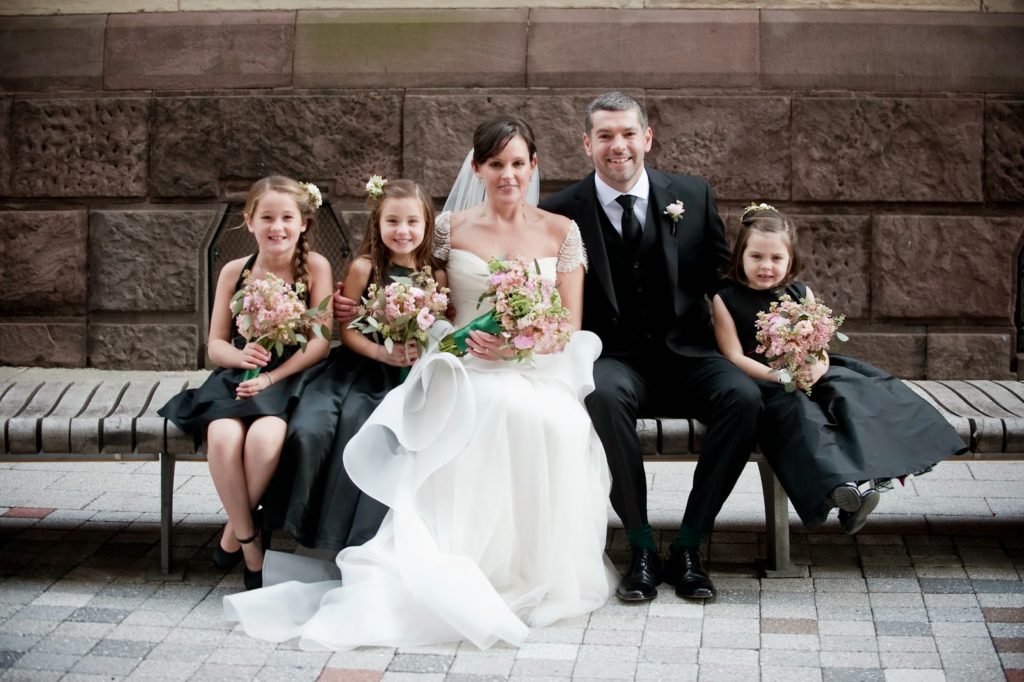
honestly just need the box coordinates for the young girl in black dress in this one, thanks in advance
[262,179,448,551]
[711,204,967,534]
[159,176,334,588]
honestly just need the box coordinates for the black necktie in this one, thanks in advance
[616,194,640,249]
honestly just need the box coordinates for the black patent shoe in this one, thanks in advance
[616,547,662,602]
[211,541,243,571]
[663,546,716,600]
[236,526,264,591]
[243,567,263,590]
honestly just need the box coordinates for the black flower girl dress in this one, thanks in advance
[717,280,969,528]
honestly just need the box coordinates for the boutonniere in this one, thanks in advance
[663,200,685,223]
[663,200,684,234]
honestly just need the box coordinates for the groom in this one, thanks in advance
[540,92,760,601]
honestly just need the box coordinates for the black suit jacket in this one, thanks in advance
[540,168,731,358]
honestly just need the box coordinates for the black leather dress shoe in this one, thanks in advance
[663,546,716,600]
[616,547,662,602]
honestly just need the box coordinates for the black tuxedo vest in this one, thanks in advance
[595,198,675,358]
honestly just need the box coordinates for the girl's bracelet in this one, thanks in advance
[265,372,274,385]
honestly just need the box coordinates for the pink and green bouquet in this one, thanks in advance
[231,271,332,383]
[755,294,847,395]
[439,256,572,363]
[349,266,450,360]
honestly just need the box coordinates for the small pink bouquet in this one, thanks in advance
[231,271,332,383]
[755,294,847,395]
[349,266,450,360]
[439,256,572,362]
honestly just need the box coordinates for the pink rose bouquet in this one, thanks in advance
[439,256,572,362]
[349,266,450,361]
[754,294,847,395]
[231,271,332,383]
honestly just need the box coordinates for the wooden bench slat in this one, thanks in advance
[965,380,1024,418]
[41,382,101,453]
[939,381,1019,419]
[135,378,192,454]
[0,381,43,454]
[71,381,129,454]
[7,382,71,454]
[102,381,159,455]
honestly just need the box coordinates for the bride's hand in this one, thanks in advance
[467,330,511,361]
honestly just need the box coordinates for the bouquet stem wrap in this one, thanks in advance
[437,311,502,356]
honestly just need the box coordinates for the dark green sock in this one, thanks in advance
[626,524,657,551]
[670,523,703,550]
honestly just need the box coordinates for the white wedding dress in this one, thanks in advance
[224,216,616,650]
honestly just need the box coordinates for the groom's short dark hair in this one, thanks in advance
[585,92,648,132]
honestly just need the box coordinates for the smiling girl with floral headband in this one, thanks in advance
[712,202,967,535]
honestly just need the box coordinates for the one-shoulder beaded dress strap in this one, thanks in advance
[556,221,588,274]
[433,211,451,263]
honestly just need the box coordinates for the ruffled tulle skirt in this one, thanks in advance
[224,330,617,650]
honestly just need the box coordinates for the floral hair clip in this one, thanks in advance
[365,175,388,200]
[299,182,323,210]
[741,202,777,219]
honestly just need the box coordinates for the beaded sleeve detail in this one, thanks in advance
[433,211,451,263]
[556,221,588,273]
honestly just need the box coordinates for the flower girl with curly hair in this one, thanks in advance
[160,175,333,589]
[712,203,967,534]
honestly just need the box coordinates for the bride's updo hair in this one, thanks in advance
[472,115,537,166]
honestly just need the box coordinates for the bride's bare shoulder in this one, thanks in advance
[530,206,572,240]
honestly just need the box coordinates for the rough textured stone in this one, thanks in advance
[0,15,105,91]
[0,97,10,196]
[151,93,401,198]
[104,12,294,90]
[0,211,87,314]
[839,328,927,378]
[89,324,199,370]
[927,331,1014,380]
[721,211,869,318]
[295,9,528,88]
[872,216,1020,320]
[647,96,790,201]
[403,92,595,198]
[792,214,870,319]
[0,322,87,368]
[11,98,149,198]
[88,209,219,313]
[985,100,1024,202]
[762,10,1024,92]
[793,97,983,202]
[529,9,758,88]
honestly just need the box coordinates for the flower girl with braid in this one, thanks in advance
[160,175,333,589]
[261,178,448,552]
[712,203,967,534]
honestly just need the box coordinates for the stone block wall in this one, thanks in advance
[0,8,1021,377]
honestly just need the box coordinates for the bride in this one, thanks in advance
[224,115,616,650]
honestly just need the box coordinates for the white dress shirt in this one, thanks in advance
[595,170,651,237]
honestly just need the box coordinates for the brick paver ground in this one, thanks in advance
[1,455,1022,681]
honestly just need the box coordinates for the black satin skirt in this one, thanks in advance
[757,355,969,528]
[158,345,327,437]
[261,346,402,551]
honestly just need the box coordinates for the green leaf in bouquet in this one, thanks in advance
[230,289,245,316]
[836,331,849,343]
[315,324,330,340]
[389,275,414,286]
[295,333,308,349]
[384,337,394,353]
[367,316,380,329]
[316,295,331,312]
[286,327,298,345]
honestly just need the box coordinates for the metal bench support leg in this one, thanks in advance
[160,452,175,576]
[757,460,802,577]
